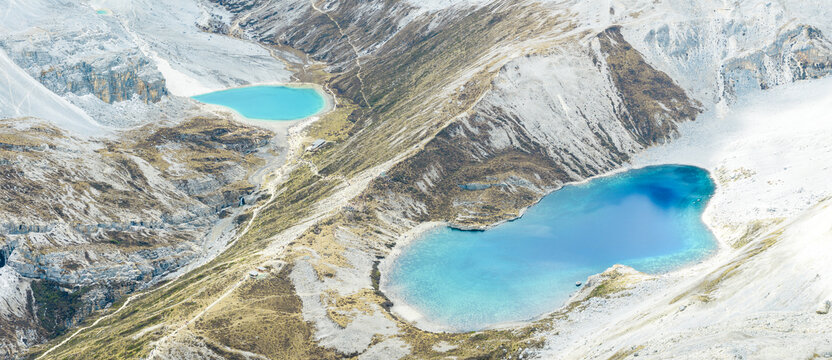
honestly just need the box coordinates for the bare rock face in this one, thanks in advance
[52,55,167,104]
[724,25,832,97]
[0,40,167,105]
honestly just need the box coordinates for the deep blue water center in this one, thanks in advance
[386,165,716,331]
[192,85,325,120]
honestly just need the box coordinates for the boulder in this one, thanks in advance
[816,300,831,314]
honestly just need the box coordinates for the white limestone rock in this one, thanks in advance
[816,300,831,315]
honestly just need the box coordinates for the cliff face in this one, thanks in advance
[54,57,167,104]
[723,25,832,96]
[1,44,167,104]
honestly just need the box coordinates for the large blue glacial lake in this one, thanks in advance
[386,165,716,331]
[192,85,325,120]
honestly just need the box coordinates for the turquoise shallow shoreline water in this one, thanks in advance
[385,165,717,331]
[192,85,325,121]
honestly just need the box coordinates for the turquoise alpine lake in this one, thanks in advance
[385,165,717,331]
[192,85,325,120]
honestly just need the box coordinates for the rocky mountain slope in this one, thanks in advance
[0,0,831,359]
[0,0,294,357]
[0,115,277,357]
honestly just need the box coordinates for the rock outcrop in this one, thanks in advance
[1,36,167,104]
[723,25,832,97]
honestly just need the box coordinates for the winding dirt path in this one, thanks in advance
[309,0,372,109]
